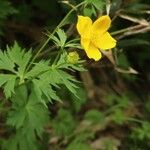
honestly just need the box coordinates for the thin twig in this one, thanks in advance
[117,25,150,39]
[119,14,149,26]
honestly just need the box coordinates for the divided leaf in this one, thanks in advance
[0,42,32,98]
[7,84,49,135]
[50,28,67,48]
[32,78,60,104]
[52,109,76,136]
[49,68,79,97]
[0,74,16,98]
[6,42,32,77]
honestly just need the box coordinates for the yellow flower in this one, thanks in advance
[77,15,116,61]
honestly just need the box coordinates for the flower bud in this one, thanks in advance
[67,51,79,64]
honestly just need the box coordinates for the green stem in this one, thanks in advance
[104,104,122,115]
[52,48,63,65]
[127,117,144,124]
[27,1,85,71]
[111,27,131,36]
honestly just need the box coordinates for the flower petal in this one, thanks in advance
[92,15,111,36]
[81,38,90,50]
[77,16,92,38]
[93,32,116,50]
[85,42,102,61]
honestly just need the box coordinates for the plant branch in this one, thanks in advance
[26,1,85,71]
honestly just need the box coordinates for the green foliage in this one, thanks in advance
[125,1,150,13]
[0,39,84,149]
[84,109,104,124]
[85,0,105,10]
[0,31,85,149]
[52,109,76,136]
[67,132,94,150]
[7,84,49,133]
[50,28,81,49]
[0,41,83,102]
[111,108,126,125]
[0,0,17,34]
[0,0,16,19]
[67,142,92,150]
[2,128,39,150]
[132,122,150,140]
[107,94,129,108]
[118,39,150,47]
[70,86,87,112]
[0,42,32,98]
[51,28,67,49]
[145,96,150,112]
[117,52,130,68]
[83,0,105,17]
[2,84,49,150]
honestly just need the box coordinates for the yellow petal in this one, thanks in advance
[85,42,102,61]
[92,15,111,36]
[93,32,116,50]
[81,38,90,50]
[77,16,92,38]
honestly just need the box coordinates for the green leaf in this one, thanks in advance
[50,68,78,96]
[32,78,60,104]
[0,0,17,35]
[26,90,49,136]
[84,109,104,124]
[92,0,105,10]
[71,86,87,112]
[111,109,126,125]
[2,128,38,150]
[0,42,32,98]
[0,51,15,72]
[57,28,67,48]
[142,122,150,139]
[25,60,50,78]
[118,39,150,47]
[126,3,150,12]
[67,142,92,150]
[83,6,93,17]
[52,109,76,136]
[5,84,49,150]
[6,84,28,128]
[65,43,82,49]
[50,34,60,46]
[7,107,27,129]
[107,94,129,108]
[50,28,67,48]
[6,41,32,77]
[25,51,84,104]
[132,122,150,140]
[7,85,49,136]
[0,74,16,98]
[74,132,94,142]
[145,96,150,112]
[25,52,83,103]
[4,76,16,98]
[11,84,28,105]
[54,51,85,71]
[85,0,105,10]
[0,41,32,75]
[0,0,17,19]
[117,52,130,68]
